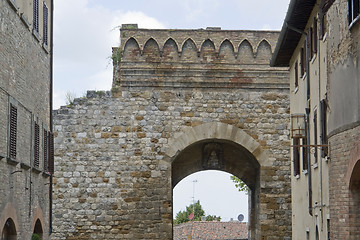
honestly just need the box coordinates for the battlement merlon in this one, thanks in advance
[117,24,280,56]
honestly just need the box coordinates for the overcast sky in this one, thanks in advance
[54,0,291,222]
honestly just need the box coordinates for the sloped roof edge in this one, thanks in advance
[270,0,316,67]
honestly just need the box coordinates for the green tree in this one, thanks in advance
[230,175,250,195]
[174,200,221,225]
[32,233,41,240]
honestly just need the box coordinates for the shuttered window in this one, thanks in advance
[48,132,54,174]
[34,122,40,168]
[300,46,306,77]
[302,137,308,171]
[312,18,318,56]
[294,62,299,89]
[33,0,39,33]
[43,130,54,174]
[43,2,48,46]
[320,99,328,157]
[9,104,17,160]
[313,111,318,164]
[43,129,48,171]
[293,138,300,176]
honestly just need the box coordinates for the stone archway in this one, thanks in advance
[166,123,264,240]
[1,218,17,240]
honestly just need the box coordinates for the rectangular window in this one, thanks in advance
[43,2,48,46]
[295,62,299,89]
[309,27,313,60]
[320,13,327,39]
[349,0,360,25]
[300,47,305,77]
[293,137,300,176]
[9,104,17,160]
[302,137,308,171]
[312,18,318,55]
[43,129,48,171]
[33,0,39,33]
[313,110,318,164]
[43,130,54,174]
[320,99,328,157]
[34,122,40,168]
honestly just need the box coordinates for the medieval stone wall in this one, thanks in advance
[53,27,291,240]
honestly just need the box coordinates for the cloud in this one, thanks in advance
[53,0,165,109]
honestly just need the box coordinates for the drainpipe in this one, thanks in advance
[49,0,54,235]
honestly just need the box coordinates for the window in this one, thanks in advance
[294,62,299,89]
[43,130,54,174]
[327,218,330,240]
[293,137,300,176]
[43,129,48,171]
[33,0,39,33]
[320,99,328,157]
[33,122,40,168]
[348,0,360,25]
[300,43,306,77]
[312,18,318,56]
[43,2,48,46]
[9,104,17,160]
[320,13,327,39]
[302,137,308,171]
[313,110,318,164]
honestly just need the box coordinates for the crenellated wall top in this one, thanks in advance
[118,25,280,57]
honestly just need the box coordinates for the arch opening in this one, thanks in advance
[33,219,43,239]
[1,218,17,240]
[171,138,260,240]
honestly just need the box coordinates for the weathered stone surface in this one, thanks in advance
[53,27,291,240]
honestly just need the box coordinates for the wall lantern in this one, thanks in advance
[291,114,306,138]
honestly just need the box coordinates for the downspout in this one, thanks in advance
[49,0,54,235]
[286,22,312,216]
[305,32,312,217]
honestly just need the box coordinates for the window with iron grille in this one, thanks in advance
[43,2,48,46]
[293,137,300,176]
[34,122,40,168]
[9,104,17,160]
[33,0,39,33]
[348,0,360,25]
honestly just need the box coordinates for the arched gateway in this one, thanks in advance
[52,26,291,239]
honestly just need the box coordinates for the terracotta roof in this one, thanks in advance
[174,221,248,240]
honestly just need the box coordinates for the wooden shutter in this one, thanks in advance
[293,138,300,176]
[9,104,17,159]
[48,132,54,174]
[43,129,48,172]
[320,99,328,157]
[313,111,318,163]
[34,122,40,167]
[43,3,48,46]
[302,137,308,170]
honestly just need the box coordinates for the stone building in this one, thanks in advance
[271,0,360,239]
[52,26,291,239]
[0,0,54,239]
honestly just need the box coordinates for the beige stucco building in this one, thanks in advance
[0,0,54,239]
[272,0,360,239]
